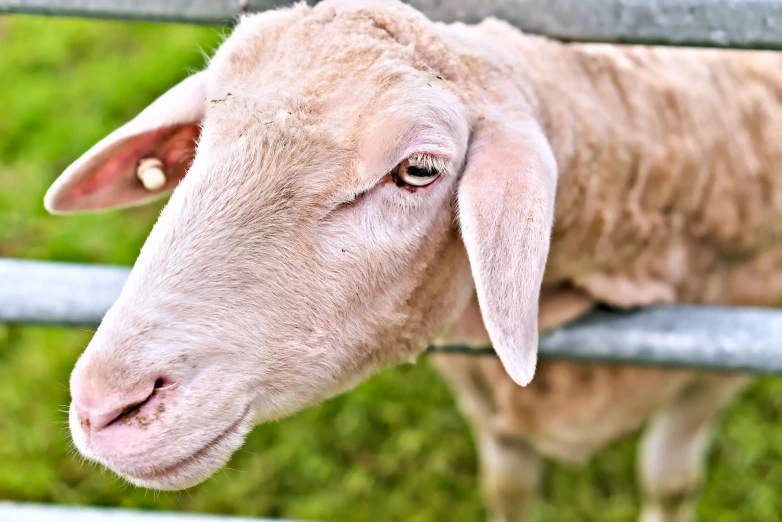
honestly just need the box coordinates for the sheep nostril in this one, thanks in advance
[72,378,180,433]
[153,377,179,392]
[76,383,156,432]
[104,389,156,429]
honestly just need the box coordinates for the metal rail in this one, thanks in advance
[3,258,781,374]
[0,501,309,522]
[3,0,782,50]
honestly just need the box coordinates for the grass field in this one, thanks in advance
[2,14,782,522]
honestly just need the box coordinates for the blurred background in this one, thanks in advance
[2,13,782,522]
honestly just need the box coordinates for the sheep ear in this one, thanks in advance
[457,120,558,386]
[44,71,208,214]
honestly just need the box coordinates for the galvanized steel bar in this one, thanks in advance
[0,0,290,25]
[0,501,310,522]
[0,258,129,326]
[433,306,782,375]
[2,0,782,50]
[417,0,782,49]
[3,258,782,374]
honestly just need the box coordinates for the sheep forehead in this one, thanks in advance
[207,1,433,114]
[198,2,462,197]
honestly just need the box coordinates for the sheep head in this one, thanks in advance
[45,0,557,490]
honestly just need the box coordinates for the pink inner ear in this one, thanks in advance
[67,124,201,202]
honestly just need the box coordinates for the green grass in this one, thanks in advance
[2,14,782,522]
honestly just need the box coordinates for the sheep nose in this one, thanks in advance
[72,380,158,432]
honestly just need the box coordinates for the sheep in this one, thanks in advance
[42,1,779,520]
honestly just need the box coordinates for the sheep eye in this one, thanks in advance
[392,157,441,188]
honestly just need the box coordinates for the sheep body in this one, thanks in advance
[428,17,772,521]
[441,18,782,307]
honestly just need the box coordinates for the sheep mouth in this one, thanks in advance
[120,404,253,489]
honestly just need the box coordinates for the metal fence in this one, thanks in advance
[3,258,782,374]
[0,502,300,522]
[4,0,782,49]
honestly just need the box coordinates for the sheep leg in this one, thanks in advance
[476,429,542,522]
[432,355,541,522]
[637,373,750,522]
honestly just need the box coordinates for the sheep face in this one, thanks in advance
[54,3,476,490]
